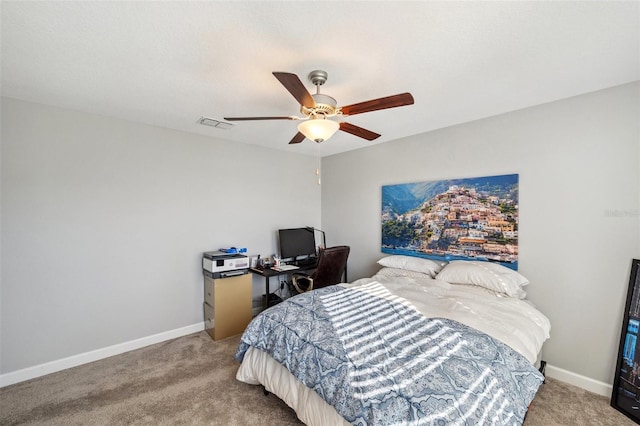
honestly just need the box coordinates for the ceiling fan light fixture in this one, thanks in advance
[297,118,339,143]
[223,70,414,145]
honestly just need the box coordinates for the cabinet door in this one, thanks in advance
[212,274,252,340]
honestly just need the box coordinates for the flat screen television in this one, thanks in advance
[278,228,316,262]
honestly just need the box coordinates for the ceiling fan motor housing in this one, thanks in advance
[302,93,338,118]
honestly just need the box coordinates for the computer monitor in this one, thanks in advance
[278,228,316,261]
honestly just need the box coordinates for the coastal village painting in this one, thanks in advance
[381,174,519,270]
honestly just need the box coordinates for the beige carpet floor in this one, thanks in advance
[0,331,635,425]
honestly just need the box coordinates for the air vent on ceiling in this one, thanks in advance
[198,117,234,129]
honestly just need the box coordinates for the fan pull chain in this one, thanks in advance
[316,146,321,185]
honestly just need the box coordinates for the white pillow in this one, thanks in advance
[435,261,529,298]
[377,255,446,278]
[375,267,434,280]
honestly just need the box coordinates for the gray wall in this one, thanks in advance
[2,83,639,386]
[1,98,321,373]
[321,82,640,385]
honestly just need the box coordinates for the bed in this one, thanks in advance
[235,256,551,425]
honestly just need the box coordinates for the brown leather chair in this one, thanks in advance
[291,246,350,293]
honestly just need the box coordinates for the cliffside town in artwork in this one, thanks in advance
[382,183,518,265]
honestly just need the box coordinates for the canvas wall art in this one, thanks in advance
[612,259,640,423]
[381,174,519,270]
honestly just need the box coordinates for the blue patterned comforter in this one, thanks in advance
[235,282,543,425]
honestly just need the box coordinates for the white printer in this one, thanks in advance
[202,251,249,278]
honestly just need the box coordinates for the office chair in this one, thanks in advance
[291,245,350,293]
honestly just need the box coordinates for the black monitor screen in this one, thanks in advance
[278,228,316,260]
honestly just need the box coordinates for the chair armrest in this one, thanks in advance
[292,273,314,293]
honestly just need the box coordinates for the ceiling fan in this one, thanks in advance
[224,70,414,144]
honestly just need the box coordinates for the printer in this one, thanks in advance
[202,251,249,278]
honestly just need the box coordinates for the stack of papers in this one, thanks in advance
[273,264,299,271]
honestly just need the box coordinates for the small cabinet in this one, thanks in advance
[203,272,252,340]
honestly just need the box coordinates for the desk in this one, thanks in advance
[250,263,317,309]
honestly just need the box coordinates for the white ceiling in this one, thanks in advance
[2,1,638,157]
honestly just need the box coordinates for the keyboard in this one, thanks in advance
[273,264,299,271]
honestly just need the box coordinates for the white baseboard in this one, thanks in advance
[0,322,204,388]
[545,363,612,397]
[0,333,615,398]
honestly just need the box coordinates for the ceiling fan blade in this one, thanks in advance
[288,132,306,144]
[223,116,296,121]
[273,72,316,109]
[340,93,414,116]
[339,122,381,141]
